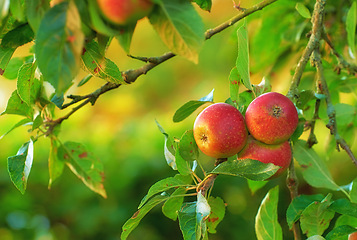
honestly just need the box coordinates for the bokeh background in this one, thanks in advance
[0,0,356,239]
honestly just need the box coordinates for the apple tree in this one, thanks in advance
[0,0,357,239]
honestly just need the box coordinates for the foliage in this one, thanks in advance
[0,0,357,239]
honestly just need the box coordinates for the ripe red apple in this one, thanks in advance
[349,231,357,240]
[237,136,292,178]
[97,0,153,25]
[245,92,298,145]
[193,103,248,159]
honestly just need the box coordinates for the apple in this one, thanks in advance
[237,136,292,178]
[245,92,298,145]
[193,103,248,159]
[349,231,357,240]
[96,0,153,25]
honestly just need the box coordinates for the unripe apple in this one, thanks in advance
[245,92,298,145]
[193,103,248,159]
[349,231,357,240]
[96,0,153,25]
[237,136,292,178]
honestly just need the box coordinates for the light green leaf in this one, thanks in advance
[57,141,107,198]
[247,180,268,195]
[300,194,335,237]
[346,1,356,57]
[329,199,357,218]
[207,196,225,234]
[35,1,84,94]
[0,45,16,76]
[48,139,64,189]
[121,195,168,240]
[295,3,311,18]
[175,150,192,176]
[210,159,279,181]
[1,90,33,118]
[293,140,341,191]
[255,186,283,240]
[7,140,34,194]
[162,187,187,221]
[236,19,251,90]
[149,0,205,63]
[178,130,199,162]
[25,0,50,33]
[0,118,32,140]
[306,236,326,240]
[17,62,40,106]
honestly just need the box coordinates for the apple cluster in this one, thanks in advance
[193,92,299,178]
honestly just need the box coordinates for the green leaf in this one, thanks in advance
[247,180,268,195]
[192,0,212,11]
[335,214,357,228]
[35,1,84,95]
[1,90,33,118]
[346,1,356,57]
[295,3,311,18]
[17,62,41,106]
[0,118,32,140]
[115,24,136,53]
[162,187,187,221]
[87,0,119,36]
[252,77,271,97]
[82,40,124,84]
[325,225,357,240]
[210,159,279,181]
[25,0,50,33]
[351,178,357,203]
[293,140,341,191]
[178,130,199,162]
[196,192,210,239]
[77,74,93,87]
[229,67,240,106]
[156,120,178,170]
[48,138,64,188]
[57,141,107,198]
[3,57,28,80]
[0,45,16,76]
[121,195,169,240]
[329,199,357,218]
[306,236,326,240]
[300,194,335,237]
[139,174,192,208]
[7,140,34,194]
[9,0,25,21]
[286,194,325,229]
[173,89,214,122]
[149,0,205,63]
[175,150,192,176]
[236,19,251,90]
[32,114,43,131]
[1,24,34,49]
[207,196,225,234]
[255,186,283,240]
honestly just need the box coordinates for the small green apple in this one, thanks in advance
[193,103,248,159]
[245,92,298,145]
[96,0,153,25]
[237,136,292,178]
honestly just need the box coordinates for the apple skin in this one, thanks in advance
[237,136,292,178]
[193,103,248,159]
[245,92,298,145]
[349,232,357,240]
[96,0,153,25]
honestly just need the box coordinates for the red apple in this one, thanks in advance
[237,136,292,178]
[193,103,248,159]
[97,0,153,25]
[245,92,298,145]
[349,231,357,240]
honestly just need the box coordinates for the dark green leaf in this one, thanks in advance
[32,114,43,131]
[51,93,65,109]
[0,46,16,75]
[57,141,107,198]
[351,178,357,203]
[237,90,253,113]
[115,24,136,53]
[290,118,305,142]
[7,140,34,194]
[82,40,124,84]
[335,214,357,228]
[210,159,279,181]
[297,90,316,109]
[1,90,33,118]
[162,187,187,221]
[1,24,34,49]
[87,0,119,36]
[236,19,251,90]
[286,194,324,229]
[295,3,311,18]
[178,130,198,162]
[325,225,357,240]
[329,199,357,218]
[255,186,283,240]
[207,196,225,234]
[293,140,341,191]
[192,0,212,11]
[149,0,205,63]
[35,1,84,95]
[25,0,50,32]
[300,194,335,237]
[17,62,40,106]
[346,1,356,57]
[0,118,32,140]
[139,174,192,208]
[173,89,214,122]
[121,195,169,240]
[48,139,64,188]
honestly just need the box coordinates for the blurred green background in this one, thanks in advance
[0,0,356,239]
